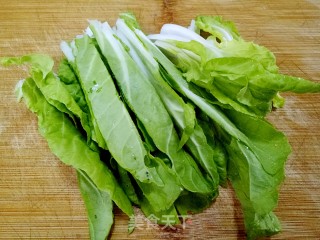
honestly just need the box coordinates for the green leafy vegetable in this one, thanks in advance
[60,41,108,150]
[175,190,217,215]
[3,13,319,240]
[136,156,182,211]
[116,18,197,149]
[195,15,240,41]
[77,170,113,240]
[90,20,212,194]
[65,35,163,186]
[58,59,89,116]
[20,77,133,216]
[131,25,294,237]
[136,119,157,152]
[57,59,100,147]
[116,18,219,190]
[222,109,291,238]
[2,55,84,121]
[140,197,180,225]
[117,165,140,205]
[149,16,320,117]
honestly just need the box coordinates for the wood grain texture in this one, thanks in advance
[0,0,319,239]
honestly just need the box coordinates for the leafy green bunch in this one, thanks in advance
[2,13,319,240]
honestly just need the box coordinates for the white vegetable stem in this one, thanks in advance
[148,24,222,57]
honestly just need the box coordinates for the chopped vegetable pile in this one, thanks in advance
[1,13,320,240]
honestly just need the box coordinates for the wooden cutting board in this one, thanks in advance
[0,0,319,239]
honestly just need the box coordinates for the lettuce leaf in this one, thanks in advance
[136,119,157,152]
[2,55,82,121]
[222,109,291,238]
[21,77,133,216]
[90,20,212,194]
[2,55,106,149]
[198,119,228,186]
[117,165,140,205]
[58,59,89,116]
[136,156,182,211]
[140,197,180,225]
[175,190,217,215]
[77,170,113,240]
[132,28,291,237]
[116,17,219,191]
[116,18,196,149]
[57,59,101,144]
[149,16,320,117]
[4,13,319,240]
[66,35,163,186]
[195,15,240,42]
